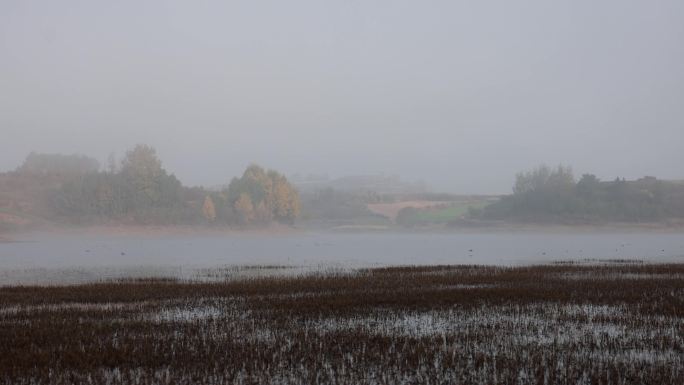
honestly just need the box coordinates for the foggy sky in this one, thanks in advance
[1,0,683,193]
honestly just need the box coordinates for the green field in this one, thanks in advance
[399,200,491,226]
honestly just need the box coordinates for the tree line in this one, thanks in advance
[6,153,684,228]
[26,145,300,226]
[477,165,684,223]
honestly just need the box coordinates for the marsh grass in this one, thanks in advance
[1,264,683,384]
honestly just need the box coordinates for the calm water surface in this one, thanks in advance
[1,231,683,284]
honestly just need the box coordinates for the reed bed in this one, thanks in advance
[1,264,683,384]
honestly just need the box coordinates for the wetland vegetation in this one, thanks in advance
[2,262,683,384]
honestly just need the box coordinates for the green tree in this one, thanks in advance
[514,165,575,196]
[120,144,165,207]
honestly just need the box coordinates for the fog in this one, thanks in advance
[1,0,683,193]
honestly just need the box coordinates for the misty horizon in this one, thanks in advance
[2,3,684,383]
[2,0,683,194]
[3,147,684,196]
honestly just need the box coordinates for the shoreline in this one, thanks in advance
[322,220,684,234]
[3,222,301,240]
[3,220,684,240]
[443,220,684,234]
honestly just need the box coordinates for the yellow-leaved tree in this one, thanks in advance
[226,164,300,225]
[272,173,300,223]
[234,193,254,225]
[202,195,216,222]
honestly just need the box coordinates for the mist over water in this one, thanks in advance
[2,232,683,285]
[3,2,684,384]
[2,1,684,281]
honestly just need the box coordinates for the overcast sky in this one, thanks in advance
[1,0,683,193]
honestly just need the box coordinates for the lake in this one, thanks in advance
[1,231,683,285]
